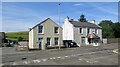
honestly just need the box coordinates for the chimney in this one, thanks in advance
[90,20,95,24]
[28,28,32,31]
[64,16,69,21]
[69,19,74,22]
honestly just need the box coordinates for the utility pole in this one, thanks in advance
[58,2,61,49]
[90,31,93,46]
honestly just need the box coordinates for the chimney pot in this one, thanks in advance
[90,20,95,24]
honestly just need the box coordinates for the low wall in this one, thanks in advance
[103,38,120,44]
[103,39,107,44]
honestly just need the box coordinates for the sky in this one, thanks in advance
[1,2,118,32]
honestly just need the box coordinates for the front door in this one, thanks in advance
[81,37,85,46]
[39,38,43,49]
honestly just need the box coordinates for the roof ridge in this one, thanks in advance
[69,21,102,29]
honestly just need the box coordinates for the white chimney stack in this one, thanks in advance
[64,16,69,21]
[90,20,95,24]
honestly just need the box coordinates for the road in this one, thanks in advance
[1,43,118,65]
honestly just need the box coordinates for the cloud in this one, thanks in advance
[96,7,118,16]
[74,3,83,6]
[2,4,42,19]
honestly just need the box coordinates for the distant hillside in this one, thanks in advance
[5,31,29,41]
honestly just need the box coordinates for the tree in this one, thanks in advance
[111,22,120,38]
[98,20,114,38]
[18,37,23,41]
[78,14,87,22]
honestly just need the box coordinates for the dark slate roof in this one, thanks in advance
[69,21,102,29]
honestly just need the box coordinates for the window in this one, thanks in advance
[55,37,59,45]
[38,26,43,33]
[79,28,82,34]
[95,29,97,34]
[87,28,90,34]
[47,38,51,45]
[54,27,58,33]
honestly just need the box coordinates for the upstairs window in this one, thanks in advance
[95,29,97,34]
[79,28,82,34]
[38,26,43,33]
[54,27,58,33]
[87,28,90,34]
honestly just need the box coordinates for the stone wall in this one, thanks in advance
[103,38,120,44]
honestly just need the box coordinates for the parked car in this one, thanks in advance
[63,40,78,48]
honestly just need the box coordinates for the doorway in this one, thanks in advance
[81,37,85,46]
[39,38,43,49]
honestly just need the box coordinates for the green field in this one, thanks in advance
[5,31,29,41]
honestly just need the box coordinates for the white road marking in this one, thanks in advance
[57,57,61,59]
[49,57,53,60]
[78,58,82,61]
[12,62,16,65]
[33,59,41,63]
[23,61,28,64]
[5,49,112,64]
[52,57,56,59]
[49,58,53,60]
[42,59,47,62]
[65,56,68,57]
[1,64,4,66]
[86,60,89,63]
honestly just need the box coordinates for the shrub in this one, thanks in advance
[0,43,9,47]
[18,37,23,41]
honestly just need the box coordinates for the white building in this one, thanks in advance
[62,17,102,46]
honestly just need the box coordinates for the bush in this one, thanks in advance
[18,37,23,41]
[13,44,19,47]
[0,43,9,47]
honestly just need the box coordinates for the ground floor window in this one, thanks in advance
[55,37,59,45]
[47,37,51,45]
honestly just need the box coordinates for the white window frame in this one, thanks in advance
[47,37,51,46]
[87,28,90,34]
[54,37,59,45]
[94,28,98,34]
[38,26,44,34]
[54,27,59,34]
